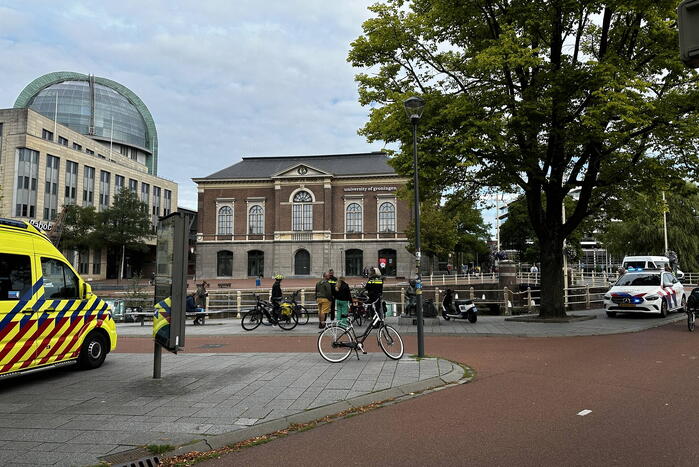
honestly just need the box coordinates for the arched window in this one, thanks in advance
[217,250,233,277]
[248,205,263,234]
[292,190,313,231]
[294,249,311,275]
[345,249,363,276]
[345,203,362,233]
[217,206,232,235]
[378,202,396,232]
[247,250,264,277]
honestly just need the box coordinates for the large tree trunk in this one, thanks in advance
[539,237,567,318]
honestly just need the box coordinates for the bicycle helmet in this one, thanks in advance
[274,274,284,280]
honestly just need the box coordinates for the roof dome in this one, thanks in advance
[14,72,158,174]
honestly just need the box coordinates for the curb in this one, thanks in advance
[163,357,469,460]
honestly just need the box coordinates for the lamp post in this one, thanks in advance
[404,96,425,358]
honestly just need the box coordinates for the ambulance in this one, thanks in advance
[0,218,117,378]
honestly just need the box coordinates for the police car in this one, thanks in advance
[603,269,685,318]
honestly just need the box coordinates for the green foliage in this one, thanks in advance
[146,444,174,455]
[349,0,699,316]
[60,205,101,252]
[599,183,699,271]
[100,188,153,252]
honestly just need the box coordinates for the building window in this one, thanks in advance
[217,250,233,277]
[141,183,150,206]
[72,142,82,151]
[378,202,396,232]
[43,155,60,220]
[92,249,101,275]
[85,148,94,155]
[345,203,362,233]
[345,249,363,276]
[97,154,106,160]
[217,206,233,235]
[248,205,263,234]
[83,166,95,206]
[152,186,161,219]
[292,190,313,231]
[129,178,138,193]
[78,250,90,275]
[248,250,264,277]
[163,190,172,215]
[58,136,68,146]
[115,175,125,193]
[42,129,53,141]
[14,148,39,218]
[64,160,78,205]
[99,170,110,210]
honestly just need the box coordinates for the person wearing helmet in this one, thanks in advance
[271,274,284,321]
[364,267,384,319]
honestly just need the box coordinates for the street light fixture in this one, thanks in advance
[404,96,425,358]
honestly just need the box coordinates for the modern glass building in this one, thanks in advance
[14,72,159,175]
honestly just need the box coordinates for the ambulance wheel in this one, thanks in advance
[78,333,107,370]
[659,301,668,318]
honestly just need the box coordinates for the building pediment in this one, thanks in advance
[272,163,331,179]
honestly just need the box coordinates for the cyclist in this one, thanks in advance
[268,274,284,324]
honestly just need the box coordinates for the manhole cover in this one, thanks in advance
[198,344,225,349]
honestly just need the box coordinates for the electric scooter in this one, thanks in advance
[441,288,478,323]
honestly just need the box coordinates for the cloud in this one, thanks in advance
[0,1,378,210]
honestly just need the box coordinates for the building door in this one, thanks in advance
[294,249,310,275]
[345,249,363,276]
[378,249,397,276]
[247,250,264,277]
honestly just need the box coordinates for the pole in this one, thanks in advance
[662,191,669,254]
[153,342,162,379]
[412,118,425,358]
[563,201,568,308]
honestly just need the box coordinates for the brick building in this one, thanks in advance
[193,152,412,279]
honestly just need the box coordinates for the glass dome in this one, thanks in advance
[27,80,148,149]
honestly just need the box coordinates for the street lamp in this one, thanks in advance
[404,96,425,358]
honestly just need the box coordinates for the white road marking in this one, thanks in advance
[577,409,592,416]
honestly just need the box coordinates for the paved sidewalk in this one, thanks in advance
[0,353,460,466]
[115,308,687,338]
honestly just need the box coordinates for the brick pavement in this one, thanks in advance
[0,352,460,466]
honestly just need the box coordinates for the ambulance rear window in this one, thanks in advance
[0,253,33,301]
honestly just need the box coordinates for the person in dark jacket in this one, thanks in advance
[364,267,384,317]
[334,277,352,327]
[270,274,284,322]
[186,294,205,325]
[327,269,338,321]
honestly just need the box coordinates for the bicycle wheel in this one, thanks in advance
[241,309,262,331]
[377,325,404,360]
[317,325,354,363]
[688,311,695,332]
[295,305,310,325]
[278,309,299,330]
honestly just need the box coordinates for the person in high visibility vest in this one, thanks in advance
[364,267,384,318]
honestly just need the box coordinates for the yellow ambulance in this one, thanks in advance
[0,218,117,378]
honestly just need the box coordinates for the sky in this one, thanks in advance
[0,0,499,237]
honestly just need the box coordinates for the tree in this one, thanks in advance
[444,193,490,265]
[60,205,101,253]
[349,0,699,317]
[599,183,699,271]
[98,188,153,279]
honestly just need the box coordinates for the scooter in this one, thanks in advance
[441,289,478,323]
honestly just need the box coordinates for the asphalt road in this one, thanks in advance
[119,319,699,466]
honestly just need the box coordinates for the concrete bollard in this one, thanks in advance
[503,287,510,316]
[469,286,475,300]
[400,287,405,315]
[527,287,533,314]
[435,288,440,309]
[586,285,590,309]
[236,290,242,318]
[301,289,306,306]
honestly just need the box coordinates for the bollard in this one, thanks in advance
[503,287,510,316]
[301,289,306,306]
[469,286,475,300]
[430,273,433,285]
[527,287,533,314]
[236,290,242,318]
[435,288,440,309]
[442,274,446,285]
[586,285,590,309]
[400,287,405,316]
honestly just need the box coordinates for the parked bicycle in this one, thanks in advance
[282,289,310,325]
[317,297,404,362]
[349,291,371,327]
[242,294,298,331]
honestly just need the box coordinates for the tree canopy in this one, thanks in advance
[349,0,699,317]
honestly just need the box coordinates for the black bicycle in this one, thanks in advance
[242,295,298,331]
[317,298,404,362]
[283,289,310,325]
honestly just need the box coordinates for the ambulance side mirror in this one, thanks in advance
[83,282,94,299]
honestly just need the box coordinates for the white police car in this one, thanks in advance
[603,269,685,318]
